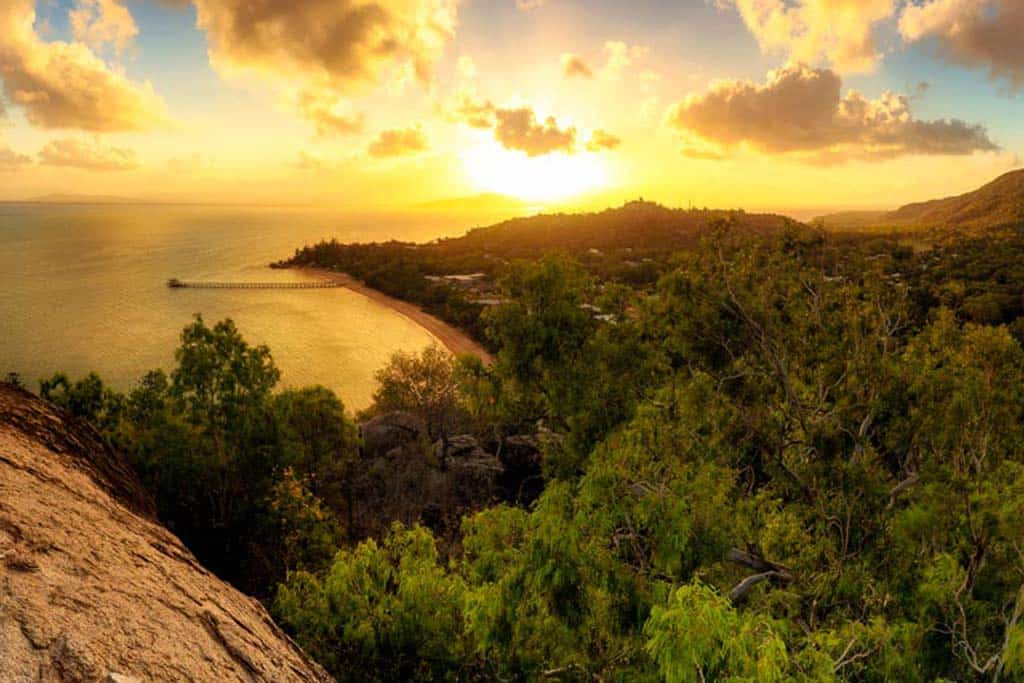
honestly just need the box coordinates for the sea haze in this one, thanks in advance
[0,203,503,410]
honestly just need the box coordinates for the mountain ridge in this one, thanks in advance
[817,169,1024,231]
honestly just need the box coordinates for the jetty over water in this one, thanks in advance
[167,278,341,290]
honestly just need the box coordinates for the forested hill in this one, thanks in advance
[438,200,797,257]
[887,169,1024,230]
[279,201,802,343]
[819,169,1024,232]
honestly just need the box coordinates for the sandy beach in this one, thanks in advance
[297,267,494,365]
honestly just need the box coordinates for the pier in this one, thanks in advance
[167,278,341,290]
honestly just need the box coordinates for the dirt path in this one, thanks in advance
[296,268,494,364]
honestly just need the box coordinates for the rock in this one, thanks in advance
[498,434,545,504]
[434,434,487,460]
[359,411,426,458]
[0,384,332,682]
[501,434,542,471]
[105,674,142,683]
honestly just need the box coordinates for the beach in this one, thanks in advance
[297,267,495,365]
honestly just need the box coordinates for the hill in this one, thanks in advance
[441,200,797,257]
[0,383,331,682]
[278,200,802,342]
[818,169,1024,231]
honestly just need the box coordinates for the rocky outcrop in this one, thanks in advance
[359,411,426,459]
[498,434,544,504]
[0,384,332,683]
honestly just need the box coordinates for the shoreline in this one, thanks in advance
[294,267,494,365]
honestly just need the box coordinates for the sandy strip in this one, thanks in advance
[296,267,494,364]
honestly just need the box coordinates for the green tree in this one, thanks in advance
[370,344,466,442]
[273,386,359,531]
[274,524,468,681]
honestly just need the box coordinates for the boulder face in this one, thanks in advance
[0,384,332,683]
[359,411,427,459]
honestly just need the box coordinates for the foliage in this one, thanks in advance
[273,525,469,682]
[37,225,1024,680]
[42,316,359,596]
[370,344,465,441]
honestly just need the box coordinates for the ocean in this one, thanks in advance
[0,203,498,411]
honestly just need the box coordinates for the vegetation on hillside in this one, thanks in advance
[21,219,1024,680]
[276,201,800,344]
[819,169,1024,233]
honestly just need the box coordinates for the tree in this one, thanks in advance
[170,314,280,429]
[273,386,359,531]
[39,371,124,432]
[370,344,465,442]
[274,524,469,682]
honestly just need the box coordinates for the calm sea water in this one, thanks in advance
[0,203,498,411]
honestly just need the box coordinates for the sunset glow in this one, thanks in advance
[0,1,1021,212]
[461,142,610,202]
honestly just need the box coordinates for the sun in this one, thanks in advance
[460,142,610,202]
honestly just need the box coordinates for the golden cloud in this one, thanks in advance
[493,107,575,157]
[586,129,621,152]
[297,90,365,137]
[448,91,578,156]
[0,0,166,131]
[900,0,1024,88]
[727,0,895,73]
[190,0,458,92]
[0,146,32,171]
[446,88,496,128]
[601,41,648,80]
[70,0,138,54]
[368,126,429,158]
[37,137,139,170]
[666,64,998,163]
[561,54,593,78]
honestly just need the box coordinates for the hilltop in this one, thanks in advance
[818,169,1024,232]
[440,199,798,257]
[278,200,803,342]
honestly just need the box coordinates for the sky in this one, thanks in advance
[1,0,1023,214]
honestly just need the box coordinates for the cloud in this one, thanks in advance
[0,146,31,171]
[296,90,365,137]
[69,0,138,54]
[493,107,575,157]
[680,146,727,161]
[725,0,896,73]
[448,90,578,156]
[446,88,496,128]
[189,0,458,92]
[0,0,166,131]
[586,129,621,152]
[368,126,428,158]
[666,64,998,163]
[601,41,648,79]
[516,0,546,10]
[899,0,1024,89]
[561,53,593,78]
[38,137,139,170]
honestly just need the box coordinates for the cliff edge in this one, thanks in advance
[0,383,332,682]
